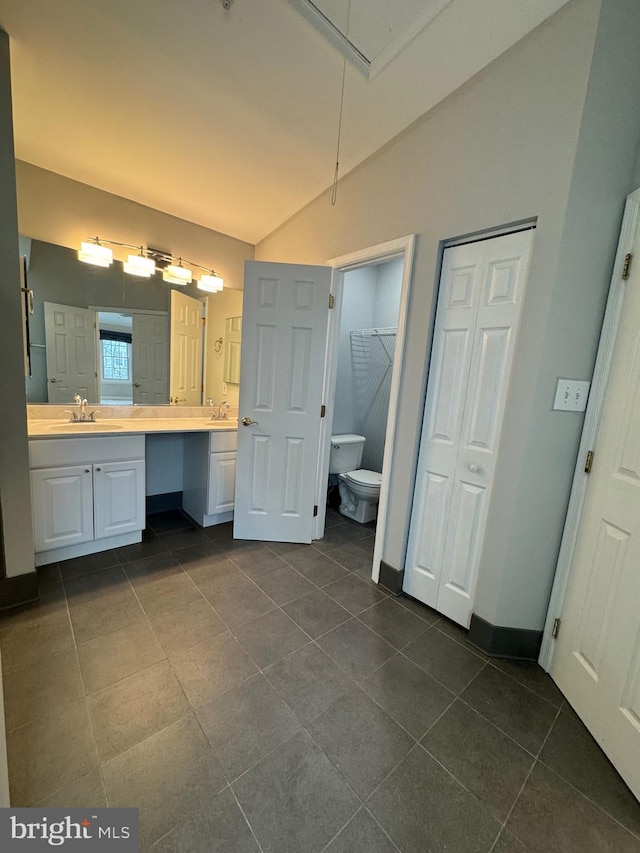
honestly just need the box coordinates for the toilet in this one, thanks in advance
[329,434,382,524]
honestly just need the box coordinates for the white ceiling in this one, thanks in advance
[0,0,569,244]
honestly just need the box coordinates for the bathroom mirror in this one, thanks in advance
[223,316,242,385]
[23,237,243,407]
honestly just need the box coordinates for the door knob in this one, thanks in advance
[468,462,479,473]
[133,383,141,388]
[241,417,259,427]
[50,378,57,383]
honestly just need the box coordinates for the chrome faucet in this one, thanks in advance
[209,400,230,420]
[66,394,100,422]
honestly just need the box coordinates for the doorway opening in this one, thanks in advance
[314,235,415,582]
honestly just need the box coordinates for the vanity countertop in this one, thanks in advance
[27,418,239,438]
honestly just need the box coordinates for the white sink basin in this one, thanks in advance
[47,422,124,431]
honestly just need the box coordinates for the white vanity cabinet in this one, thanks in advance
[183,429,237,526]
[29,436,146,565]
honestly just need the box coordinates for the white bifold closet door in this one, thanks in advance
[404,229,533,627]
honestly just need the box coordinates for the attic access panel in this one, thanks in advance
[287,0,454,78]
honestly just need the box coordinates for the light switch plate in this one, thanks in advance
[553,378,591,412]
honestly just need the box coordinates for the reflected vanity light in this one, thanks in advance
[77,236,224,291]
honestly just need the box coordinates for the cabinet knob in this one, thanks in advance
[84,469,90,474]
[95,467,101,472]
[468,462,479,473]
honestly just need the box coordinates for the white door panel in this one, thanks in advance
[552,219,640,797]
[132,313,169,404]
[170,291,203,405]
[234,261,332,543]
[44,302,96,404]
[404,230,533,626]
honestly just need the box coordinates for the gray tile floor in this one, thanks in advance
[1,509,639,852]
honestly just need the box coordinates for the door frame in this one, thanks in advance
[314,235,415,583]
[539,188,640,670]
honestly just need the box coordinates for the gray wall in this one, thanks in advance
[256,0,638,631]
[476,0,640,628]
[0,31,34,579]
[332,267,377,436]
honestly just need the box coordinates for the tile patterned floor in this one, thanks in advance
[1,509,639,852]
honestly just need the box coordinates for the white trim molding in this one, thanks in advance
[539,189,640,670]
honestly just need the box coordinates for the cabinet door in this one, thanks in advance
[207,452,236,515]
[31,465,94,552]
[93,460,145,539]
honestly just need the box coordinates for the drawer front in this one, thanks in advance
[209,431,238,453]
[29,435,146,468]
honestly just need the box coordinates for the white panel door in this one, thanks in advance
[169,291,203,405]
[31,465,94,551]
[93,460,145,539]
[404,230,533,626]
[132,313,169,404]
[234,261,332,542]
[551,219,640,799]
[44,302,97,404]
[208,451,237,515]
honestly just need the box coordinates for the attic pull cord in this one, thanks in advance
[331,0,352,206]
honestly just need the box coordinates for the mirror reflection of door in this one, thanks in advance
[131,313,169,404]
[44,301,97,403]
[169,290,206,405]
[223,315,242,385]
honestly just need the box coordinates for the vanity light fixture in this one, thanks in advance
[197,272,224,293]
[77,236,224,291]
[78,238,113,268]
[123,247,156,278]
[163,260,192,285]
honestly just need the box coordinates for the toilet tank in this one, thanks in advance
[329,434,365,474]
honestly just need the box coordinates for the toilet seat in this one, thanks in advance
[342,469,382,497]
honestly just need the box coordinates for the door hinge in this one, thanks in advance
[552,617,561,639]
[321,404,326,418]
[313,505,318,517]
[201,317,206,326]
[328,294,335,309]
[584,450,594,474]
[622,253,633,280]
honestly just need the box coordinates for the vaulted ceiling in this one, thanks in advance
[0,0,569,243]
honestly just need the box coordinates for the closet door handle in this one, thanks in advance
[468,462,479,473]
